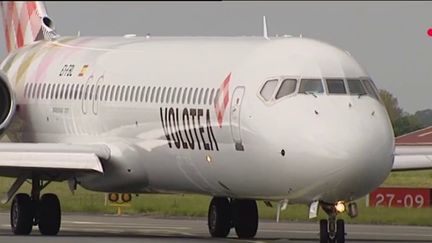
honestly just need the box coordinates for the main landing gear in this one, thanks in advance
[319,202,357,243]
[10,176,61,235]
[207,197,258,239]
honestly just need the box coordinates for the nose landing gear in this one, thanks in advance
[319,201,357,243]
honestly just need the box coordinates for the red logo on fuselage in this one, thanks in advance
[214,73,231,128]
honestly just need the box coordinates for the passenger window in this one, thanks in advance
[46,84,51,100]
[32,83,37,99]
[51,84,56,99]
[100,85,105,101]
[89,85,95,100]
[214,89,220,105]
[299,79,324,94]
[182,88,188,104]
[24,83,29,98]
[79,84,84,100]
[36,84,42,99]
[155,87,161,103]
[209,89,215,105]
[145,86,151,102]
[130,86,135,102]
[150,86,156,103]
[115,85,121,101]
[203,89,209,105]
[362,79,380,100]
[69,84,74,99]
[60,84,66,99]
[275,79,297,99]
[161,87,166,103]
[260,79,278,101]
[166,87,172,103]
[198,88,204,105]
[58,84,62,99]
[347,79,366,95]
[140,86,146,102]
[119,86,125,102]
[65,84,70,99]
[109,85,115,101]
[95,85,100,101]
[41,84,46,99]
[193,88,198,104]
[125,86,130,102]
[55,84,60,99]
[135,86,141,102]
[326,79,346,94]
[187,88,193,104]
[175,88,181,104]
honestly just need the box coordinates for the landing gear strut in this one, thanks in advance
[10,176,61,235]
[320,203,345,243]
[207,197,258,239]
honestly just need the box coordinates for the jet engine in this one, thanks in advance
[0,71,16,134]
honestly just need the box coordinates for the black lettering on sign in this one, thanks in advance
[198,109,210,150]
[175,108,188,149]
[206,109,219,151]
[59,64,75,77]
[168,108,181,149]
[190,109,202,150]
[183,108,195,149]
[160,108,172,148]
[159,107,220,151]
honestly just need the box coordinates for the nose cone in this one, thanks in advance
[316,103,394,202]
[271,96,394,202]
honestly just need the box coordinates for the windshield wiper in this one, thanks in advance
[304,91,318,98]
[357,93,367,99]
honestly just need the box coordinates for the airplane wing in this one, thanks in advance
[392,146,432,171]
[0,143,109,180]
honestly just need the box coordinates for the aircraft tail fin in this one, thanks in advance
[0,1,58,54]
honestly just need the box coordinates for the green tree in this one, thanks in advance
[378,89,424,136]
[379,89,402,125]
[414,109,432,127]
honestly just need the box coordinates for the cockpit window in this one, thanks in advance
[260,79,278,101]
[361,79,380,100]
[326,79,346,94]
[299,79,324,94]
[275,79,297,99]
[347,79,366,95]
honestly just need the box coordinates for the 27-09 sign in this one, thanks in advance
[368,187,431,208]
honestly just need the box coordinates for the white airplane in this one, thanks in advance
[1,2,432,243]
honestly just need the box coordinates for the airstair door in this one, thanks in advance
[230,86,245,151]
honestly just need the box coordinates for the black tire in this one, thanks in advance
[38,193,61,235]
[10,193,33,235]
[232,199,258,239]
[336,219,345,243]
[320,219,329,243]
[208,197,231,238]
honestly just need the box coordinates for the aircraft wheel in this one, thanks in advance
[208,197,231,238]
[320,219,329,243]
[232,199,258,239]
[335,219,345,243]
[38,193,61,235]
[10,193,34,235]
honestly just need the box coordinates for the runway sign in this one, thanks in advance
[368,187,430,208]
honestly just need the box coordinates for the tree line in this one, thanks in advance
[379,90,432,137]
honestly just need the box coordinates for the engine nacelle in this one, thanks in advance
[0,71,16,134]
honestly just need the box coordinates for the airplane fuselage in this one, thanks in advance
[1,36,395,204]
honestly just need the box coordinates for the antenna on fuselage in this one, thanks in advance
[263,16,269,40]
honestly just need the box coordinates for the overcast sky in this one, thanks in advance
[1,1,431,113]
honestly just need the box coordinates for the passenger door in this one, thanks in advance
[230,86,245,151]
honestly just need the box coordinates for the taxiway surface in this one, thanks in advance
[0,212,431,242]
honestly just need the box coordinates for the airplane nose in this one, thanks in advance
[312,101,395,201]
[272,97,395,202]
